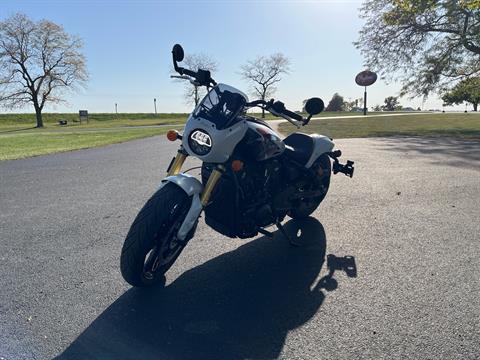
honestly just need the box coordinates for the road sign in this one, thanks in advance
[355,70,377,87]
[355,71,378,115]
[79,110,89,124]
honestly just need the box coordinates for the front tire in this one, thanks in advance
[120,183,194,287]
[288,154,331,219]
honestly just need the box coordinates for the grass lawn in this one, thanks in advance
[0,127,177,161]
[2,111,478,161]
[278,113,480,139]
[0,113,189,132]
[259,110,421,120]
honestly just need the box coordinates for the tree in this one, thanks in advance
[355,1,480,98]
[372,104,382,111]
[325,93,345,112]
[240,53,290,118]
[442,77,480,111]
[344,97,363,111]
[0,14,87,128]
[174,53,217,107]
[382,96,400,111]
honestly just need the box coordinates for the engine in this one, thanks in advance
[201,156,288,239]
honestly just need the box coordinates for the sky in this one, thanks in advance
[0,0,463,113]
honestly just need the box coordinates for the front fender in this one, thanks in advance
[159,173,203,241]
[160,173,203,196]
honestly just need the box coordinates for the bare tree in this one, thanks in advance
[0,13,87,127]
[240,53,290,118]
[173,53,217,107]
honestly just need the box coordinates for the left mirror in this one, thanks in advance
[172,44,184,62]
[304,97,324,116]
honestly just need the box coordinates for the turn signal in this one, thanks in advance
[231,160,244,172]
[167,130,180,141]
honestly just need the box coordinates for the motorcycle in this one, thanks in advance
[120,44,354,287]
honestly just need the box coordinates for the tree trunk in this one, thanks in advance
[194,86,199,107]
[261,93,266,118]
[34,106,44,127]
[473,103,478,112]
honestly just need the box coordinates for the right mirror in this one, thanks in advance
[304,97,324,116]
[172,44,184,62]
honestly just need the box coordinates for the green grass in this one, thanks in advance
[0,112,189,131]
[255,110,422,120]
[0,127,176,161]
[278,113,480,139]
[2,111,478,161]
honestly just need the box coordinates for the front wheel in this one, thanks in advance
[288,154,331,219]
[120,183,195,287]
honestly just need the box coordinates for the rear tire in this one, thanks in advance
[120,183,194,287]
[288,154,331,219]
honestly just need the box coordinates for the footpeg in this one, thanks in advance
[333,160,354,178]
[328,150,354,178]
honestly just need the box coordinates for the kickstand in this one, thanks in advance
[276,220,300,247]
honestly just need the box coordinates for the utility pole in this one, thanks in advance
[154,98,157,115]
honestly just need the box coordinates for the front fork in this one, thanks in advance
[167,149,224,204]
[166,149,224,240]
[167,150,188,177]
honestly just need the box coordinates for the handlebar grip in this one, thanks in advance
[283,108,303,122]
[271,101,303,122]
[181,68,197,77]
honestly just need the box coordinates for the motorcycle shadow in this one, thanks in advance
[57,217,354,360]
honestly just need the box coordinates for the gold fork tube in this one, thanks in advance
[200,166,224,207]
[167,151,187,176]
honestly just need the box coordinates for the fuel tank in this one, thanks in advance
[240,121,285,161]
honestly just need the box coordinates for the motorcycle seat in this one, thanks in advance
[283,133,314,165]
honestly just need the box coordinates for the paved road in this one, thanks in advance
[1,135,479,359]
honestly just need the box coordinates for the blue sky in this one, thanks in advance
[0,0,455,113]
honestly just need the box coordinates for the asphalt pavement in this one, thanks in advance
[0,135,479,359]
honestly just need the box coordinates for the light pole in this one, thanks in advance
[154,98,157,115]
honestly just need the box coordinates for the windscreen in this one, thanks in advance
[193,84,248,130]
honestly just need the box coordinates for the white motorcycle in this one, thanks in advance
[120,44,354,287]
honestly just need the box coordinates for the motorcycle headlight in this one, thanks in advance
[188,129,212,156]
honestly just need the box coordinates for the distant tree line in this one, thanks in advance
[322,93,406,112]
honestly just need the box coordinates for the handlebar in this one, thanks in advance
[246,99,308,128]
[270,101,303,122]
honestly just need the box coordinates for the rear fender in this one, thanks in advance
[305,134,335,168]
[159,173,203,241]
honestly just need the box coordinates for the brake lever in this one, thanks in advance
[170,75,199,86]
[170,75,190,80]
[268,107,302,129]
